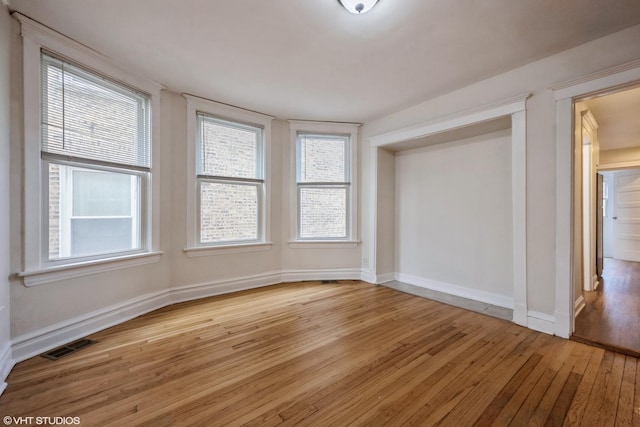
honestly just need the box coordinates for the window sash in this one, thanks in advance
[40,52,151,169]
[297,183,351,240]
[196,113,263,180]
[296,133,350,184]
[197,177,264,246]
[295,132,351,240]
[43,158,148,264]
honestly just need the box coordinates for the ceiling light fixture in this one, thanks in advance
[338,0,380,14]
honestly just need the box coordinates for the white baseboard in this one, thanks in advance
[11,290,170,362]
[10,267,363,363]
[360,269,376,284]
[170,271,283,304]
[574,295,586,318]
[375,272,395,284]
[0,341,14,396]
[527,310,556,335]
[280,268,362,283]
[395,272,514,309]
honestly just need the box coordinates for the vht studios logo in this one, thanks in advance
[3,416,81,425]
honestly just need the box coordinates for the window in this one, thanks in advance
[196,114,264,245]
[297,133,350,239]
[184,95,273,255]
[290,121,359,244]
[42,53,149,261]
[17,13,162,286]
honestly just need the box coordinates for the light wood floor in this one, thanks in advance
[574,258,640,356]
[1,281,639,426]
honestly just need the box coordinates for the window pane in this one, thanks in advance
[41,54,150,168]
[200,182,258,243]
[48,163,141,260]
[70,218,133,256]
[72,169,132,216]
[298,135,346,183]
[199,115,260,179]
[300,187,347,238]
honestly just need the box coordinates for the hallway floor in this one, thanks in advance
[573,258,640,356]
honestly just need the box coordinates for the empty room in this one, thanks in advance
[2,1,640,425]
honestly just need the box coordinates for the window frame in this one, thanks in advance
[17,14,163,286]
[289,121,360,246]
[184,95,274,256]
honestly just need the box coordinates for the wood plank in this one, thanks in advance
[0,281,633,426]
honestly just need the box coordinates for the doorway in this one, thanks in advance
[572,85,640,356]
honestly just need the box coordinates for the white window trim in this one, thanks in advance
[15,13,164,286]
[288,120,360,246]
[184,94,274,255]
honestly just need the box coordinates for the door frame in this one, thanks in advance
[553,59,640,338]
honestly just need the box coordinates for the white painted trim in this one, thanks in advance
[551,59,640,100]
[367,146,379,283]
[11,290,170,362]
[375,272,395,284]
[555,97,574,339]
[18,252,163,287]
[280,268,362,283]
[288,121,360,243]
[554,60,640,339]
[9,268,363,363]
[574,295,586,318]
[368,93,529,328]
[369,93,530,147]
[183,94,274,251]
[527,311,556,335]
[395,273,514,310]
[0,341,14,396]
[511,110,528,326]
[598,160,640,171]
[184,242,273,257]
[17,13,163,278]
[288,241,360,249]
[360,269,376,284]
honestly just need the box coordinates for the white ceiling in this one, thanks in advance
[9,0,640,123]
[587,86,640,151]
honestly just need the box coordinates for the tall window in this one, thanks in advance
[196,114,264,245]
[41,53,150,261]
[296,133,351,240]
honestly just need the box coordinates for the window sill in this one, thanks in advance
[18,251,164,287]
[184,242,273,257]
[288,240,360,249]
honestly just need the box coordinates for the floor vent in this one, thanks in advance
[322,280,339,284]
[41,338,97,361]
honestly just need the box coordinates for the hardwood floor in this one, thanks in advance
[574,258,640,355]
[1,281,639,426]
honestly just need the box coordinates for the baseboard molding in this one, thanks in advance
[280,268,362,283]
[574,295,586,318]
[375,272,395,284]
[0,341,14,396]
[527,310,556,335]
[395,272,514,309]
[11,290,170,362]
[360,269,376,284]
[10,267,363,363]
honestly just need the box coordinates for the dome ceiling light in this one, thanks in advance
[337,0,380,14]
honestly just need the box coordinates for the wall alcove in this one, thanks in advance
[366,94,534,330]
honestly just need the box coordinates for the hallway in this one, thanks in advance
[573,258,640,356]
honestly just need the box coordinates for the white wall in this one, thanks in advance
[394,130,513,300]
[8,46,362,357]
[362,24,640,317]
[0,5,14,391]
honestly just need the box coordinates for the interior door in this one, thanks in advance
[613,170,640,262]
[596,173,603,277]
